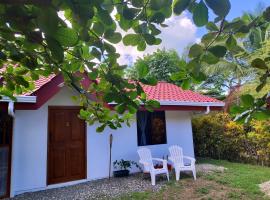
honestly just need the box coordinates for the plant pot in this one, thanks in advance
[113,170,130,177]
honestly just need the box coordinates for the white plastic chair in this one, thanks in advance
[137,147,169,185]
[169,145,196,181]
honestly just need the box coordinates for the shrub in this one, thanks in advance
[192,113,270,166]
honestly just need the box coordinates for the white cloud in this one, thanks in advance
[115,13,198,65]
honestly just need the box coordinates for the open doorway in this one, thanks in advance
[0,112,13,198]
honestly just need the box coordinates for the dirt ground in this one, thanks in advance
[145,178,250,200]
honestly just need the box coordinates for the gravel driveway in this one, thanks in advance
[7,164,224,200]
[7,173,167,200]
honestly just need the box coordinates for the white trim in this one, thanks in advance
[8,101,14,116]
[109,101,225,107]
[0,96,37,103]
[205,106,210,114]
[158,101,224,107]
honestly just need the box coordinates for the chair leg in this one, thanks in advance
[192,168,197,180]
[166,171,169,181]
[150,173,156,186]
[175,169,180,181]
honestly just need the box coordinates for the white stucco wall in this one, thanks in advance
[11,87,195,196]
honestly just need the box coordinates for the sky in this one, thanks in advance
[117,0,270,65]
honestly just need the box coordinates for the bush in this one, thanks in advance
[192,113,270,166]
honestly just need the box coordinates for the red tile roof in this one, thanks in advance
[142,82,222,103]
[24,74,56,95]
[26,77,222,104]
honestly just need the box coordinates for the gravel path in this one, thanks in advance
[7,164,225,200]
[196,164,227,173]
[7,173,167,200]
[259,181,270,197]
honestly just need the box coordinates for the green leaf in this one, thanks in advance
[193,0,208,27]
[137,63,149,78]
[206,22,219,31]
[143,76,158,85]
[88,71,98,80]
[123,7,139,20]
[91,48,101,60]
[96,124,106,133]
[188,59,200,76]
[202,51,219,64]
[79,109,88,119]
[103,92,114,102]
[149,24,161,35]
[208,45,227,58]
[181,79,191,89]
[256,81,266,92]
[104,42,116,53]
[201,32,216,45]
[98,9,113,25]
[131,0,144,8]
[137,39,146,51]
[92,22,104,35]
[127,105,137,114]
[251,58,269,70]
[143,34,156,45]
[14,76,29,88]
[104,30,122,44]
[123,34,141,46]
[205,0,231,17]
[173,0,191,15]
[226,35,237,50]
[46,37,64,62]
[241,94,254,108]
[189,44,204,58]
[193,72,206,82]
[115,103,126,114]
[54,28,78,47]
[252,110,270,120]
[149,0,168,10]
[146,100,160,108]
[229,105,246,115]
[263,6,270,21]
[150,12,165,23]
[171,71,187,81]
[37,8,58,35]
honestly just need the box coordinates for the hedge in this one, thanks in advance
[192,113,270,166]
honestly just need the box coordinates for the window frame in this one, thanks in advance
[136,111,167,146]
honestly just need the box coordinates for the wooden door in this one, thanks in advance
[0,113,12,199]
[48,107,86,185]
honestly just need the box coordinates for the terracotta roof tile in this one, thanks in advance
[25,76,221,103]
[141,82,222,103]
[24,74,56,95]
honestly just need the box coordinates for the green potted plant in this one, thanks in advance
[113,159,141,177]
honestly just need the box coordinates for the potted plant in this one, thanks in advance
[113,159,141,177]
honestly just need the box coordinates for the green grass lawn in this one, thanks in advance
[117,159,270,200]
[198,159,270,199]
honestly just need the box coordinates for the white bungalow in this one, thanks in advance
[0,74,224,198]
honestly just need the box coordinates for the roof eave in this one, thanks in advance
[109,100,225,107]
[158,100,225,107]
[0,96,37,103]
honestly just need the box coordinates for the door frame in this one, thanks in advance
[0,115,13,199]
[47,106,87,185]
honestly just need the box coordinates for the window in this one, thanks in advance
[137,111,167,146]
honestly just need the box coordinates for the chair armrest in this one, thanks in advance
[139,160,150,166]
[183,156,196,164]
